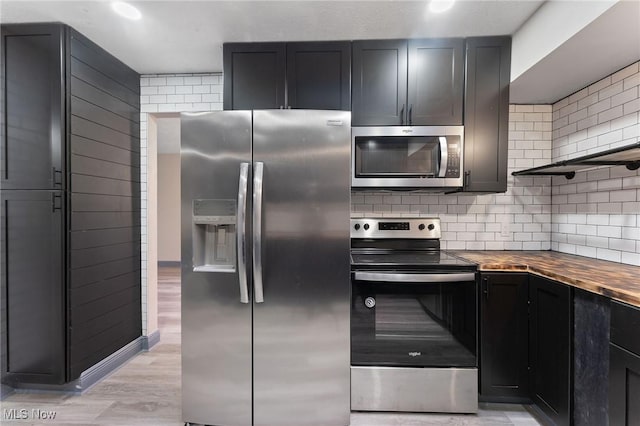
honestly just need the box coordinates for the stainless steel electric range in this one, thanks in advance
[350,217,478,414]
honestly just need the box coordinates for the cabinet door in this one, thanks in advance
[407,39,463,125]
[463,37,511,193]
[352,40,407,126]
[223,43,286,110]
[1,24,65,190]
[286,41,351,110]
[1,190,65,384]
[480,273,529,401]
[529,276,572,426]
[609,344,640,425]
[610,301,640,425]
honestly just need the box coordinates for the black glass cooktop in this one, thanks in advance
[350,250,477,271]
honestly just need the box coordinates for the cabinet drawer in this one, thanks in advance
[611,301,640,355]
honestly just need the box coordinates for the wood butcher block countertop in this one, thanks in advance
[450,250,640,308]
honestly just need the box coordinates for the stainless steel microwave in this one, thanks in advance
[352,126,464,189]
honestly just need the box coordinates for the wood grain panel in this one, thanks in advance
[71,135,139,167]
[70,28,139,95]
[70,76,139,123]
[68,39,142,380]
[71,96,140,137]
[71,174,136,197]
[70,227,140,250]
[453,250,640,307]
[70,257,140,289]
[71,116,140,152]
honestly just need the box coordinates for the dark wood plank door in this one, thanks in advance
[480,273,530,401]
[529,275,572,426]
[1,24,65,190]
[463,36,511,193]
[223,43,286,110]
[407,38,463,125]
[352,39,407,125]
[286,41,351,110]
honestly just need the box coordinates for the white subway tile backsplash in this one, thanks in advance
[551,61,640,266]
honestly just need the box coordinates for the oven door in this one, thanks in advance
[351,271,477,368]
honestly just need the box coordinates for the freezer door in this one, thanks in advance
[252,110,351,426]
[180,111,253,426]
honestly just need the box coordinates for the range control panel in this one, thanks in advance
[351,218,441,239]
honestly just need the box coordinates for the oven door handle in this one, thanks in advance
[353,272,476,283]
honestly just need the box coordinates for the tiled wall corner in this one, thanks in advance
[139,73,223,334]
[551,61,640,266]
[351,104,554,251]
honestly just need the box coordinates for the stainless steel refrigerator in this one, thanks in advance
[180,110,351,426]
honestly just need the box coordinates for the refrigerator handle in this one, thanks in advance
[253,162,265,303]
[237,163,250,304]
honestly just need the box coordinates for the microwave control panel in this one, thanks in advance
[444,143,461,178]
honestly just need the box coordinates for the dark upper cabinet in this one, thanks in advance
[223,43,286,110]
[223,41,350,111]
[407,39,464,125]
[352,38,463,126]
[286,42,351,110]
[463,36,511,193]
[529,275,573,426]
[352,39,407,125]
[610,301,640,426]
[479,273,530,402]
[1,24,65,190]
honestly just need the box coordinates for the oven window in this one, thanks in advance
[354,136,443,177]
[351,279,476,368]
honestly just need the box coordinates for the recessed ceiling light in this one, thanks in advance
[111,1,142,21]
[428,0,455,14]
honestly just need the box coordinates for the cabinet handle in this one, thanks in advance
[483,277,489,300]
[464,170,471,188]
[400,104,405,125]
[52,193,62,212]
[52,167,62,186]
[409,104,413,125]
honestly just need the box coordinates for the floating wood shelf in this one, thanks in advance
[512,142,640,180]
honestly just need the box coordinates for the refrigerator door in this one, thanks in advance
[181,111,253,426]
[252,110,351,426]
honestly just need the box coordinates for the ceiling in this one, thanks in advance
[1,0,544,74]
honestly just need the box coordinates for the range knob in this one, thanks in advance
[418,224,425,231]
[354,224,360,231]
[428,224,435,231]
[363,223,370,230]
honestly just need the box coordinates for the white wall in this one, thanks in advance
[140,72,223,335]
[158,154,181,262]
[550,61,640,265]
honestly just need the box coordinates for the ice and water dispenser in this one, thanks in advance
[191,199,236,272]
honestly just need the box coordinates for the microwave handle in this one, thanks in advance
[438,136,448,178]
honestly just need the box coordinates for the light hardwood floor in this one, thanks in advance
[1,266,541,425]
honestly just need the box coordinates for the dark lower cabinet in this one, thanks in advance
[1,190,65,384]
[479,273,529,401]
[463,36,511,193]
[529,276,573,426]
[609,301,640,426]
